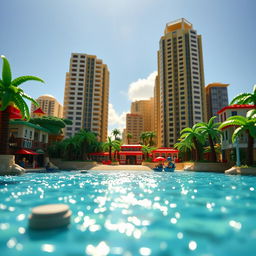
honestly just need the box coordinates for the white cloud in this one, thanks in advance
[108,103,128,136]
[128,71,157,101]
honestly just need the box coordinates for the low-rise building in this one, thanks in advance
[218,104,256,163]
[8,113,50,168]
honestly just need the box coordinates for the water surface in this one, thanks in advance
[0,171,256,256]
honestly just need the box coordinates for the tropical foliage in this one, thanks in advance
[112,128,121,140]
[179,125,205,161]
[195,116,222,162]
[126,133,132,144]
[230,85,256,105]
[103,137,121,161]
[30,116,72,134]
[141,144,156,161]
[219,109,256,166]
[174,139,193,161]
[0,56,44,154]
[140,131,156,146]
[47,129,103,161]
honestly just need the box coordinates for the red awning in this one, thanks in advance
[152,147,179,154]
[119,151,143,155]
[15,149,39,155]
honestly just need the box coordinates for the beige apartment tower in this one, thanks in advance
[31,95,63,118]
[63,53,109,141]
[126,113,144,144]
[157,18,207,147]
[131,98,154,132]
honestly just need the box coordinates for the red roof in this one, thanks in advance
[33,108,45,114]
[152,147,179,153]
[0,106,23,120]
[15,149,39,155]
[217,104,256,114]
[119,151,143,155]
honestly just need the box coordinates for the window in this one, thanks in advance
[231,111,237,116]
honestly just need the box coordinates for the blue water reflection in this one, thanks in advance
[0,171,256,255]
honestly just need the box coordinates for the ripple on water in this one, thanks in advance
[0,171,256,256]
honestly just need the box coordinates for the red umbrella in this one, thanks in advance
[153,156,166,162]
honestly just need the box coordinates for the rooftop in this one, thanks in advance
[217,104,256,114]
[165,18,193,35]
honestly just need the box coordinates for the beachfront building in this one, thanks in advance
[9,120,50,168]
[131,98,154,132]
[119,145,143,165]
[206,83,229,122]
[63,53,109,142]
[126,113,144,144]
[157,18,207,147]
[31,95,63,118]
[218,104,256,162]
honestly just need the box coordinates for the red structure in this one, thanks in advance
[151,148,179,162]
[33,108,45,116]
[119,145,143,165]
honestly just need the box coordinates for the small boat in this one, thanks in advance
[153,167,163,172]
[164,167,175,172]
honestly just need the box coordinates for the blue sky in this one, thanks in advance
[1,0,256,132]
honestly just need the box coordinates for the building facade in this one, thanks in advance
[63,53,109,141]
[206,83,229,122]
[126,113,144,144]
[31,95,63,118]
[131,98,154,132]
[157,18,207,147]
[218,104,256,163]
[154,75,162,147]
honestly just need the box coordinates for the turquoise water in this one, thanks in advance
[0,171,256,256]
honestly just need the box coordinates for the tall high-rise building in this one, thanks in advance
[205,83,229,122]
[157,18,207,147]
[31,95,63,118]
[126,113,144,144]
[131,98,154,132]
[154,75,162,147]
[63,53,109,141]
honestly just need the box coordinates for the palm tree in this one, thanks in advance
[112,128,121,140]
[147,131,156,146]
[76,130,98,160]
[195,116,222,162]
[174,139,193,161]
[103,137,120,161]
[219,109,256,166]
[179,125,204,161]
[230,85,256,106]
[141,145,156,161]
[112,140,121,161]
[140,132,148,145]
[127,133,132,144]
[0,56,44,154]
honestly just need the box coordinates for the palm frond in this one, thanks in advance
[231,127,244,143]
[230,93,251,105]
[21,92,39,107]
[1,55,12,86]
[11,75,44,87]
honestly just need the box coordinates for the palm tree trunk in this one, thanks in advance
[247,133,254,166]
[0,108,10,155]
[209,135,217,162]
[193,138,200,161]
